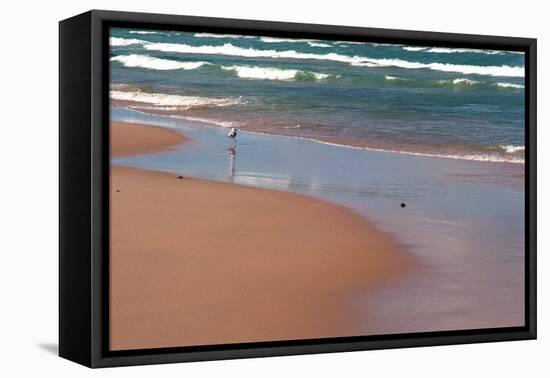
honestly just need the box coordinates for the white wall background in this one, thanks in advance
[0,0,546,375]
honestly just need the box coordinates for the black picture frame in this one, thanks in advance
[59,9,537,368]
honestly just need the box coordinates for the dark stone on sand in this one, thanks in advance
[400,203,406,208]
[177,176,184,179]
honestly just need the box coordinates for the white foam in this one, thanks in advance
[438,78,479,85]
[308,42,331,48]
[221,65,332,81]
[194,33,255,39]
[500,145,525,153]
[402,46,520,55]
[495,82,525,89]
[143,42,524,77]
[110,37,150,46]
[426,47,502,55]
[143,42,363,65]
[110,90,243,108]
[385,75,408,81]
[260,37,315,43]
[111,54,210,70]
[353,58,524,77]
[128,30,160,35]
[403,46,427,52]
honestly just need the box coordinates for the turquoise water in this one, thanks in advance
[112,108,524,334]
[110,27,525,163]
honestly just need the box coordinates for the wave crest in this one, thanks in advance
[426,47,502,55]
[194,33,255,39]
[403,46,426,52]
[308,42,331,48]
[221,65,333,81]
[353,58,523,77]
[128,30,160,35]
[500,145,525,153]
[495,82,525,89]
[402,46,521,56]
[111,54,210,70]
[437,78,479,86]
[142,42,524,77]
[110,37,149,46]
[110,90,243,108]
[385,75,408,81]
[260,37,314,43]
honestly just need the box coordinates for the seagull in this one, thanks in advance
[227,127,238,145]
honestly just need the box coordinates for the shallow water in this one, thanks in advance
[112,107,525,335]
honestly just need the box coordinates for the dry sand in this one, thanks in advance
[111,121,189,156]
[110,121,412,350]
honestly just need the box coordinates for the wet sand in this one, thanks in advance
[110,121,412,350]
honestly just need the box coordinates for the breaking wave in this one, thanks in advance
[221,65,333,81]
[260,37,314,43]
[110,37,150,46]
[110,90,243,108]
[194,32,255,39]
[426,47,502,55]
[438,78,479,86]
[308,42,331,48]
[110,54,211,70]
[402,46,522,56]
[385,75,408,81]
[403,46,426,52]
[128,30,160,35]
[351,58,524,77]
[500,145,525,153]
[495,82,525,89]
[141,42,524,77]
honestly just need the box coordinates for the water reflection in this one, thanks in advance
[228,147,236,181]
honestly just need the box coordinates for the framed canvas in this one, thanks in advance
[59,10,537,368]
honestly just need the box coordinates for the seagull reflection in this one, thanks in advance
[228,147,236,180]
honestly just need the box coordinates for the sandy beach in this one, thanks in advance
[107,28,526,350]
[110,121,412,350]
[111,121,189,157]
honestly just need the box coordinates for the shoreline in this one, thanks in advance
[231,127,526,165]
[110,121,413,350]
[110,102,525,165]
